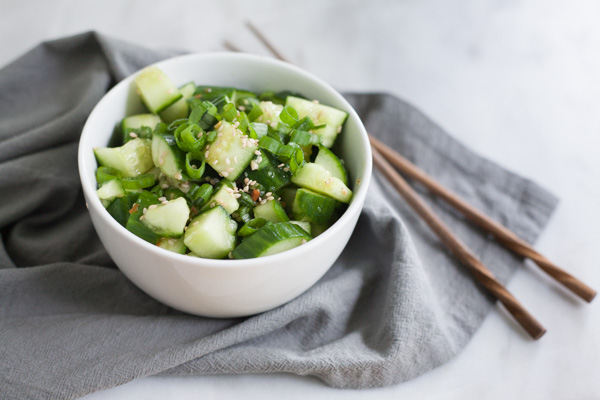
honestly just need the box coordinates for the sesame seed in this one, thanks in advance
[254,150,261,156]
[142,208,147,214]
[234,156,238,163]
[260,199,267,205]
[234,193,241,198]
[270,122,277,128]
[228,252,234,259]
[265,192,272,197]
[226,167,234,173]
[161,183,169,189]
[337,125,342,133]
[168,239,175,245]
[193,221,199,226]
[174,173,182,180]
[205,151,210,158]
[215,121,222,129]
[198,131,203,138]
[158,197,167,202]
[149,204,157,210]
[312,100,319,104]
[283,167,290,172]
[267,196,274,201]
[206,145,210,150]
[210,202,215,208]
[243,186,249,192]
[161,201,169,205]
[129,132,138,138]
[222,171,229,177]
[257,156,262,163]
[250,161,259,170]
[233,121,240,128]
[342,189,348,195]
[217,132,223,137]
[226,187,234,193]
[301,239,307,244]
[277,163,285,168]
[238,105,246,111]
[139,215,145,220]
[214,160,219,165]
[244,178,249,184]
[225,158,230,165]
[205,88,212,93]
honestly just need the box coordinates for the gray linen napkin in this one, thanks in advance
[0,32,558,399]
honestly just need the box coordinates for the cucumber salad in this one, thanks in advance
[94,66,353,259]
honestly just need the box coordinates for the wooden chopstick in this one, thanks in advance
[239,22,596,303]
[369,135,597,303]
[245,21,290,63]
[372,147,546,339]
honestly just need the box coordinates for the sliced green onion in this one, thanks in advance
[185,152,206,180]
[289,130,321,146]
[120,174,156,190]
[280,105,299,126]
[187,183,213,207]
[251,122,268,138]
[237,218,269,237]
[258,136,295,159]
[221,103,237,122]
[294,116,315,131]
[96,166,122,185]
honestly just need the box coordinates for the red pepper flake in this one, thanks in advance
[194,94,203,98]
[156,240,161,246]
[129,203,139,214]
[251,189,260,202]
[191,206,198,216]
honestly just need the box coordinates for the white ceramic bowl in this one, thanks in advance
[78,53,372,317]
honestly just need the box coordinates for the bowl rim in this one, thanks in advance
[78,52,372,270]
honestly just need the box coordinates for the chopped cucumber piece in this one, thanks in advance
[157,236,187,254]
[292,188,337,225]
[94,138,154,178]
[152,132,187,179]
[106,196,133,226]
[97,179,125,208]
[200,181,239,215]
[232,222,311,259]
[135,66,182,114]
[314,145,348,185]
[254,200,289,223]
[122,114,161,143]
[184,206,238,259]
[159,82,196,123]
[278,187,297,215]
[141,197,190,237]
[255,101,283,127]
[206,120,257,181]
[290,220,311,235]
[243,152,290,193]
[285,96,348,147]
[126,191,161,244]
[291,163,353,203]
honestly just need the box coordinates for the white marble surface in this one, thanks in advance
[2,0,599,398]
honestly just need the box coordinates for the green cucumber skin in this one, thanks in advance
[106,196,132,226]
[243,152,291,193]
[125,191,161,244]
[292,188,337,225]
[232,222,311,259]
[314,145,348,185]
[152,132,187,180]
[291,163,353,203]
